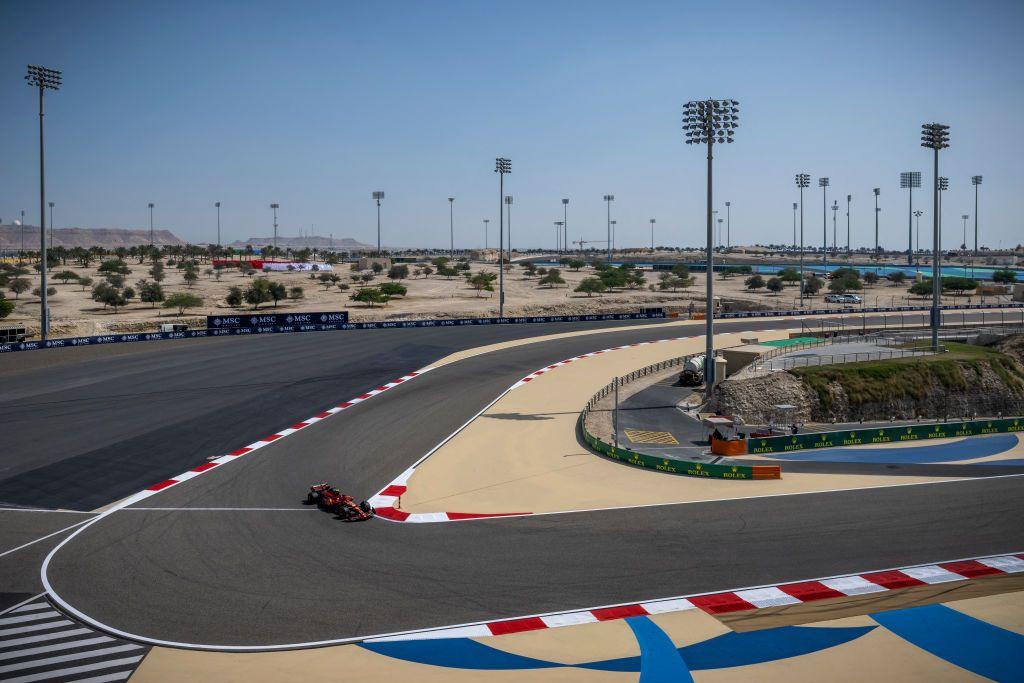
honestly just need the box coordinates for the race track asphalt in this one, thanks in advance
[5,312,1024,648]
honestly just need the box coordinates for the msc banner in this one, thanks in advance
[748,417,1024,454]
[0,310,666,354]
[207,311,350,328]
[581,419,780,480]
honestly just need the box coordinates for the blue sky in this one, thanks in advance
[1,0,1022,250]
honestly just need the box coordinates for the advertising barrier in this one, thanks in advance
[207,311,349,328]
[717,302,1024,319]
[579,415,781,480]
[0,310,665,354]
[747,417,1024,454]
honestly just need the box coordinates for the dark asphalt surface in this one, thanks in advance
[5,312,1023,647]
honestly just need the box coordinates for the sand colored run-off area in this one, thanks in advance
[394,329,964,517]
[127,580,1024,682]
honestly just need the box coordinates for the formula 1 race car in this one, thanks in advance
[307,483,375,521]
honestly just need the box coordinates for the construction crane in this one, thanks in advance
[572,238,609,253]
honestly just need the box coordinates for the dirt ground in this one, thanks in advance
[2,255,1007,339]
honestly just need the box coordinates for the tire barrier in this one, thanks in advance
[0,310,666,354]
[579,415,780,480]
[747,417,1024,454]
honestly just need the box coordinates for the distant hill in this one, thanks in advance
[229,235,375,251]
[0,224,184,249]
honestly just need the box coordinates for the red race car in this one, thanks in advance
[307,483,375,521]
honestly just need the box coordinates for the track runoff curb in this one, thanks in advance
[366,551,1024,642]
[366,333,734,522]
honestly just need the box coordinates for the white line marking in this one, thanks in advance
[0,635,115,661]
[9,603,51,614]
[0,644,144,675]
[0,620,74,637]
[3,655,143,683]
[0,611,59,626]
[0,518,96,560]
[124,507,315,512]
[0,627,93,649]
[0,596,46,618]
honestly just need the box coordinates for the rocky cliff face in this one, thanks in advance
[0,225,183,249]
[712,343,1024,422]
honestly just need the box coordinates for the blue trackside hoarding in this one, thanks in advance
[0,310,665,353]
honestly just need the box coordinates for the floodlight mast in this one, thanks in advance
[901,171,922,266]
[792,202,797,250]
[818,177,829,271]
[873,188,880,263]
[961,214,969,250]
[603,195,614,260]
[215,202,221,247]
[795,174,810,307]
[494,158,510,317]
[846,194,851,255]
[148,203,155,248]
[25,65,61,342]
[725,201,731,250]
[650,218,656,251]
[684,98,739,391]
[913,210,924,266]
[505,195,513,256]
[921,122,950,349]
[372,191,385,255]
[562,198,569,254]
[831,200,838,255]
[448,197,455,258]
[269,203,279,253]
[971,175,982,279]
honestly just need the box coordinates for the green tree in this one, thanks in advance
[351,287,390,307]
[380,281,407,297]
[745,274,765,290]
[289,286,304,300]
[268,281,287,307]
[598,269,627,289]
[164,292,204,315]
[149,261,165,283]
[437,265,459,279]
[538,268,566,288]
[942,276,978,295]
[887,271,907,286]
[671,263,691,279]
[777,267,801,283]
[468,272,496,296]
[244,279,273,309]
[388,264,410,280]
[766,277,784,294]
[360,272,375,283]
[992,269,1017,284]
[54,270,79,284]
[32,286,57,298]
[522,262,538,277]
[105,272,126,288]
[567,259,586,271]
[803,276,824,295]
[909,280,932,297]
[137,280,165,308]
[863,271,879,286]
[225,286,243,307]
[318,273,335,290]
[421,265,434,278]
[0,294,14,319]
[98,259,131,275]
[78,276,93,291]
[8,278,30,299]
[371,262,384,275]
[574,277,607,297]
[431,256,450,268]
[183,265,199,287]
[337,283,350,292]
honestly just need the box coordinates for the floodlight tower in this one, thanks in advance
[148,203,155,248]
[921,122,950,349]
[795,174,810,306]
[845,194,851,255]
[483,219,489,250]
[562,199,569,254]
[818,177,829,271]
[712,210,719,247]
[971,175,982,278]
[725,201,731,250]
[603,195,614,260]
[684,98,739,390]
[913,210,924,266]
[649,218,656,251]
[610,220,617,252]
[269,203,279,253]
[900,171,922,266]
[873,188,880,262]
[791,202,798,250]
[372,191,385,255]
[48,201,54,251]
[961,214,969,251]
[554,221,564,251]
[215,202,221,247]
[25,65,61,342]
[448,197,455,258]
[494,158,510,317]
[831,200,838,255]
[504,195,513,255]
[938,177,949,251]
